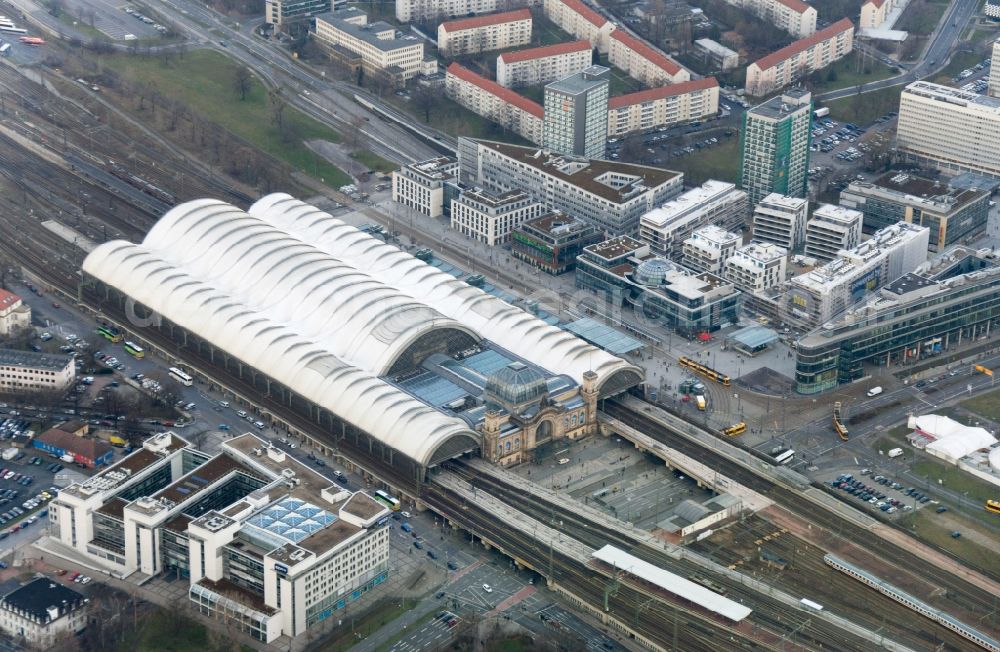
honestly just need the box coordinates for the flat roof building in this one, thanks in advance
[312,9,434,82]
[0,349,75,395]
[839,171,991,252]
[897,81,1000,179]
[752,193,809,251]
[805,203,863,262]
[694,38,739,70]
[990,38,1000,98]
[437,9,532,57]
[450,188,545,245]
[510,212,602,274]
[682,225,741,274]
[266,0,331,26]
[608,29,690,86]
[739,89,812,208]
[745,19,854,97]
[446,63,544,144]
[497,40,593,88]
[607,77,719,137]
[395,0,530,23]
[639,180,749,259]
[0,579,87,648]
[725,242,787,293]
[786,221,929,328]
[458,137,683,236]
[544,66,610,159]
[392,156,459,218]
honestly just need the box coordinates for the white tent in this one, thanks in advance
[910,414,996,464]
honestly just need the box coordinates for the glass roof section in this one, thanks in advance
[247,497,336,543]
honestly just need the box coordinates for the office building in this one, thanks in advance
[543,0,616,53]
[804,204,863,262]
[392,156,459,218]
[745,19,854,96]
[0,349,75,394]
[607,77,719,137]
[497,40,592,88]
[682,225,741,274]
[458,137,682,235]
[450,188,545,245]
[897,81,1000,179]
[437,9,532,57]
[860,0,895,29]
[739,89,812,208]
[543,66,611,159]
[576,237,741,336]
[0,288,30,336]
[721,0,816,37]
[795,247,1000,393]
[395,0,535,23]
[50,432,392,643]
[312,9,435,83]
[786,221,929,328]
[0,579,87,648]
[990,38,1000,98]
[725,242,787,293]
[511,212,602,274]
[694,38,739,71]
[839,171,991,252]
[752,194,808,251]
[446,63,544,144]
[639,180,749,259]
[608,30,690,86]
[266,0,331,26]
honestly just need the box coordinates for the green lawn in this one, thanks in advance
[118,611,208,652]
[106,49,350,187]
[532,12,573,47]
[320,599,417,652]
[928,48,987,84]
[352,149,397,174]
[596,54,643,95]
[824,86,902,126]
[664,133,741,185]
[895,0,949,35]
[960,387,1000,421]
[806,54,899,94]
[910,457,998,504]
[387,94,532,145]
[899,509,996,573]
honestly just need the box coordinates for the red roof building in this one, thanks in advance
[0,289,20,313]
[447,63,544,118]
[439,8,531,33]
[608,29,689,85]
[498,39,591,64]
[608,77,718,109]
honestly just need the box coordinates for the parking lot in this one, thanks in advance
[822,468,940,519]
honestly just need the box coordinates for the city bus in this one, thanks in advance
[774,449,795,465]
[169,367,193,387]
[721,422,747,437]
[986,499,1000,515]
[373,490,400,511]
[96,326,123,343]
[123,341,144,359]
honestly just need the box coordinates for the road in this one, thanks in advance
[817,0,982,101]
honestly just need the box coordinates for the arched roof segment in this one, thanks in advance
[249,194,644,395]
[138,199,479,375]
[83,235,480,469]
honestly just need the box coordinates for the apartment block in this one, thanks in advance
[510,212,602,273]
[0,349,75,394]
[313,9,434,82]
[682,225,741,274]
[752,194,808,251]
[392,156,459,218]
[745,19,854,97]
[607,77,719,137]
[450,188,545,245]
[639,180,749,259]
[804,204,863,262]
[860,0,894,29]
[543,0,616,53]
[990,38,1000,98]
[543,66,610,159]
[457,137,683,235]
[739,88,812,208]
[694,38,739,70]
[0,289,30,336]
[608,30,690,86]
[446,63,544,144]
[725,242,787,293]
[497,40,592,87]
[786,221,929,327]
[395,0,537,23]
[839,171,991,252]
[897,81,1000,179]
[437,9,532,57]
[721,0,816,37]
[50,432,392,643]
[266,0,331,26]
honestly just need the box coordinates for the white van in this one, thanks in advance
[866,386,883,397]
[254,421,265,429]
[237,410,247,418]
[219,401,230,408]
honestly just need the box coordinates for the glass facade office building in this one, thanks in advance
[739,88,812,209]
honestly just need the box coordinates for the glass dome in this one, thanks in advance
[485,362,548,408]
[634,258,675,286]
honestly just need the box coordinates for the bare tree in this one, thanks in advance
[233,66,252,101]
[269,89,286,129]
[411,84,439,124]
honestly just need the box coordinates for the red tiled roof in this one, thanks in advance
[555,0,608,28]
[608,77,718,109]
[0,289,20,312]
[498,39,591,64]
[611,30,682,76]
[775,0,812,14]
[750,18,854,72]
[447,63,544,118]
[440,8,531,33]
[37,428,112,462]
[865,0,887,7]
